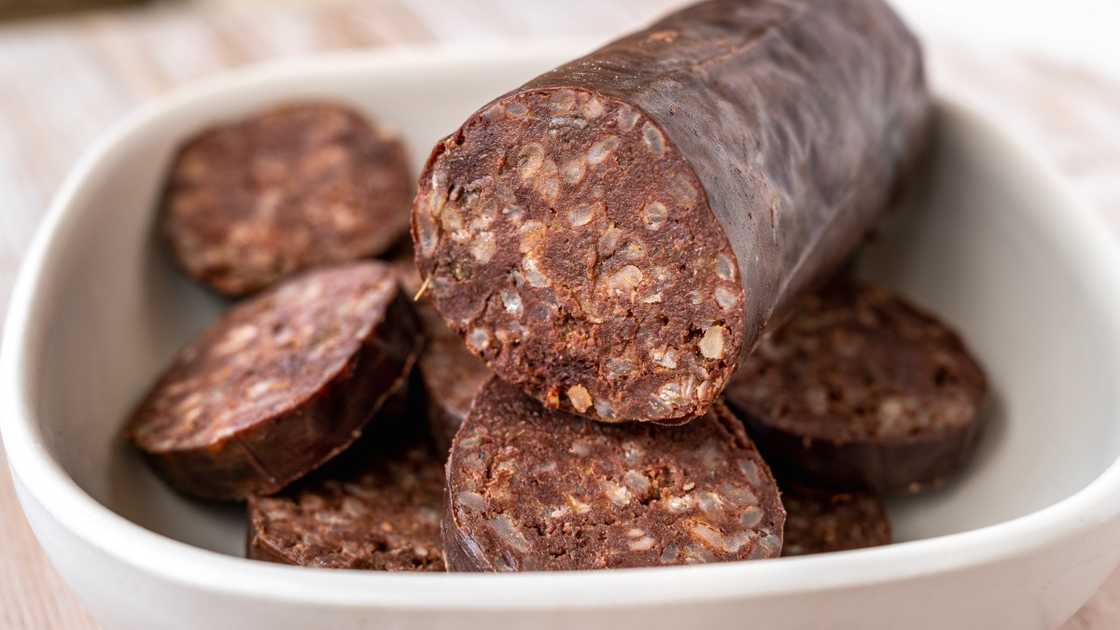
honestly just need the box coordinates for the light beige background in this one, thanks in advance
[2,1,1120,628]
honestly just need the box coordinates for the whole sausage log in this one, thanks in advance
[411,0,930,423]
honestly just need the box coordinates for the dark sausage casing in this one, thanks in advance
[412,0,931,423]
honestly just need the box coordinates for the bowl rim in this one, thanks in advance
[4,43,1120,610]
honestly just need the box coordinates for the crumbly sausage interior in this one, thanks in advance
[444,378,784,571]
[415,91,742,424]
[129,262,419,499]
[781,489,891,556]
[164,103,413,296]
[248,424,446,571]
[725,281,988,493]
[728,282,986,441]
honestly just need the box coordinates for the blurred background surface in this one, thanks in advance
[1,1,1118,628]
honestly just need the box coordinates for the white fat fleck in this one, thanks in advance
[605,357,634,379]
[470,231,496,263]
[466,328,491,352]
[469,206,497,231]
[440,204,464,233]
[622,441,644,465]
[500,290,523,316]
[616,105,640,132]
[642,292,663,304]
[430,168,449,200]
[568,495,592,514]
[598,225,623,257]
[548,89,577,113]
[482,102,506,121]
[716,254,736,281]
[536,159,560,202]
[608,265,644,295]
[715,286,739,311]
[416,210,439,257]
[689,289,704,306]
[696,380,712,402]
[670,173,699,208]
[457,491,487,512]
[567,384,593,413]
[641,201,668,231]
[699,326,726,359]
[497,322,529,344]
[629,536,656,551]
[583,97,605,119]
[568,204,597,227]
[506,101,529,117]
[587,135,620,166]
[518,220,545,253]
[602,480,632,507]
[697,491,724,518]
[624,470,651,494]
[548,505,570,519]
[666,496,694,512]
[593,398,615,419]
[740,506,764,528]
[642,122,666,156]
[755,532,782,557]
[658,381,685,408]
[550,116,588,129]
[533,461,558,475]
[739,460,762,486]
[522,257,551,288]
[488,515,530,552]
[247,379,280,399]
[626,528,645,538]
[561,157,587,184]
[721,482,758,508]
[650,347,678,369]
[569,440,593,457]
[503,205,524,224]
[215,324,258,355]
[879,397,905,426]
[698,442,723,469]
[623,240,645,260]
[517,143,546,181]
[689,523,731,552]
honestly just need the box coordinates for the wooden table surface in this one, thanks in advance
[2,1,1119,628]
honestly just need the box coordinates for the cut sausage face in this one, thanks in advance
[780,488,891,556]
[725,280,988,494]
[163,103,413,296]
[414,90,743,424]
[247,421,446,571]
[443,378,784,571]
[129,261,421,500]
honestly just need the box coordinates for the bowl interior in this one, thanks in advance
[17,48,1120,559]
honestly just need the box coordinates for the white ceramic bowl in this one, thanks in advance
[4,44,1120,630]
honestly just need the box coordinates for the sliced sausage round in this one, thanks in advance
[129,261,421,500]
[725,280,988,495]
[163,102,413,296]
[247,419,445,571]
[781,488,891,556]
[444,378,784,571]
[412,0,930,423]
